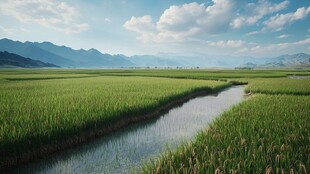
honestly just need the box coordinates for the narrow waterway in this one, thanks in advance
[14,86,245,174]
[288,75,310,79]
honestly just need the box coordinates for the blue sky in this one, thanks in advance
[0,0,309,57]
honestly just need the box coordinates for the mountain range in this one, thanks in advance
[0,38,309,68]
[0,38,133,68]
[261,53,310,68]
[0,51,58,68]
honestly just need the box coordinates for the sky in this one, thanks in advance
[0,0,309,57]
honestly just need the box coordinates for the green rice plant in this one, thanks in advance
[142,94,310,173]
[1,69,309,82]
[0,76,229,165]
[99,69,298,80]
[5,74,99,81]
[245,78,310,95]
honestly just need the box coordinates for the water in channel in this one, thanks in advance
[14,86,245,174]
[288,75,310,79]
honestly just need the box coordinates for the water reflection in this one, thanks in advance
[288,75,310,79]
[14,86,245,174]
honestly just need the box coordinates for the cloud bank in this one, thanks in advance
[0,0,89,34]
[124,0,308,43]
[124,1,238,42]
[124,0,310,56]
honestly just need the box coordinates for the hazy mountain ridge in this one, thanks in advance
[261,53,310,68]
[32,41,134,67]
[0,39,134,68]
[0,51,59,68]
[0,39,72,66]
[128,55,184,67]
[0,38,309,68]
[239,53,310,68]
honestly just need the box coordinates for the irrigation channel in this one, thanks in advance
[14,86,246,174]
[288,75,310,79]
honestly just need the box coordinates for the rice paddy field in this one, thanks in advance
[139,71,310,173]
[0,68,309,173]
[245,78,310,95]
[0,75,229,167]
[143,94,310,173]
[0,68,309,81]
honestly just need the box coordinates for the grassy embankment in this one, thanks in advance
[0,74,229,170]
[143,77,310,173]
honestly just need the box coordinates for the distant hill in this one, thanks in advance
[0,39,72,66]
[0,38,134,68]
[262,53,310,68]
[236,53,310,68]
[1,38,309,68]
[238,62,258,68]
[128,55,184,67]
[32,41,134,67]
[0,51,59,68]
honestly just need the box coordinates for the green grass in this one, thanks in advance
[143,94,310,173]
[1,69,309,81]
[141,70,310,173]
[98,69,310,80]
[1,68,309,172]
[1,73,99,81]
[0,76,229,164]
[245,78,310,95]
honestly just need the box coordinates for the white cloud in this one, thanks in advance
[246,31,260,36]
[104,18,111,22]
[123,15,157,42]
[156,3,204,37]
[207,40,246,48]
[0,25,16,35]
[124,0,298,43]
[277,34,290,39]
[157,0,238,35]
[249,6,310,35]
[124,1,237,42]
[264,38,310,51]
[231,0,289,28]
[263,6,310,31]
[196,0,236,34]
[123,1,310,57]
[124,15,156,33]
[237,38,310,56]
[0,0,89,34]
